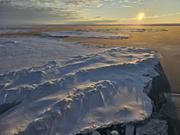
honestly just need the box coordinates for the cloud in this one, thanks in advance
[0,0,92,25]
[1,0,178,25]
[118,0,144,7]
[0,0,103,9]
[0,0,143,10]
[69,19,118,24]
[143,12,180,21]
[113,11,180,24]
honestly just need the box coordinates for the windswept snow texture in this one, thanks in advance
[0,37,105,73]
[0,46,159,135]
[41,30,129,39]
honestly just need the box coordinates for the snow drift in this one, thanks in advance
[0,45,166,135]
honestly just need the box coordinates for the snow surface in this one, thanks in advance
[0,37,106,73]
[0,29,29,35]
[41,30,129,39]
[0,35,160,135]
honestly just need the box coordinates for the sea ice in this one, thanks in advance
[0,43,160,135]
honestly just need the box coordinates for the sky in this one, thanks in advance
[0,0,180,25]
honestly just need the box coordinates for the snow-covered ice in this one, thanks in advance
[0,28,29,35]
[41,30,129,39]
[0,35,160,135]
[0,37,106,73]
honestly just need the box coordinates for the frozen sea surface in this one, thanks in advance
[0,37,106,73]
[0,35,160,135]
[41,30,129,39]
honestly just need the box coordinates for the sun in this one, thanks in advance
[137,12,145,21]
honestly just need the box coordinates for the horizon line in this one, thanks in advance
[0,23,180,28]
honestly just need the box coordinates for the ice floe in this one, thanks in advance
[0,44,160,135]
[41,30,129,39]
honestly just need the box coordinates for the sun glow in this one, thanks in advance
[137,12,145,21]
